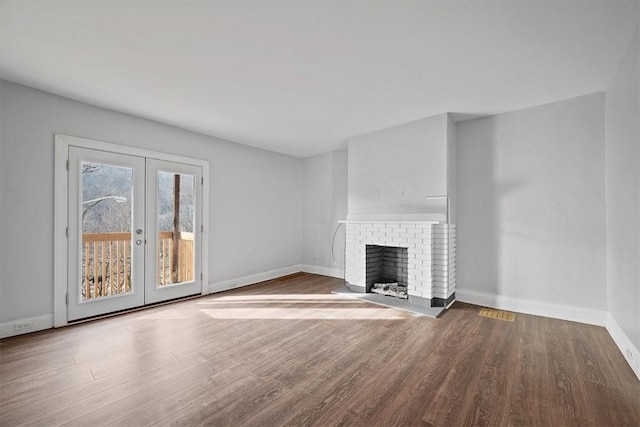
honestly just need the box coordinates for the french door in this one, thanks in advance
[67,146,202,321]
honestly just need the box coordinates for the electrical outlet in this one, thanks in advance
[14,321,33,332]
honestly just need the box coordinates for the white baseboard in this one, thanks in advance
[455,289,608,326]
[606,314,640,381]
[300,264,344,279]
[208,264,302,294]
[0,313,54,339]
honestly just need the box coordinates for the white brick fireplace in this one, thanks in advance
[344,220,456,307]
[344,113,457,308]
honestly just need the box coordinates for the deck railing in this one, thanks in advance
[158,231,195,286]
[81,231,194,300]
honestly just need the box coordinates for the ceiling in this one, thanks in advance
[1,1,638,158]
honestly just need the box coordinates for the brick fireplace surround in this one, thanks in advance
[344,220,456,307]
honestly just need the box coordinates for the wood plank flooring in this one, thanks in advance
[1,273,639,426]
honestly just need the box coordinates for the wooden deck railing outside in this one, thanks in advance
[81,231,194,300]
[158,231,194,286]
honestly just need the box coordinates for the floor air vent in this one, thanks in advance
[479,307,515,322]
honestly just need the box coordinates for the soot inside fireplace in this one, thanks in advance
[365,245,408,299]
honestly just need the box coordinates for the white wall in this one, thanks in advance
[456,93,607,316]
[302,149,348,277]
[347,114,449,220]
[447,114,457,224]
[0,80,303,324]
[0,83,4,317]
[605,28,640,355]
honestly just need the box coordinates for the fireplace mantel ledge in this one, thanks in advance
[339,220,443,225]
[344,213,448,223]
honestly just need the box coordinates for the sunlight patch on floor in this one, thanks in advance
[199,294,348,303]
[196,300,363,305]
[199,307,412,320]
[135,309,188,320]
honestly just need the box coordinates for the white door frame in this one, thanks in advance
[54,134,210,327]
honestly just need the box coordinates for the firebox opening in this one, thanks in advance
[365,245,409,299]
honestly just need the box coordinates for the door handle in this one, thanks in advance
[136,239,143,246]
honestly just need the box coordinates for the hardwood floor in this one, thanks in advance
[1,273,639,426]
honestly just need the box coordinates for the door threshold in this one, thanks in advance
[67,293,203,325]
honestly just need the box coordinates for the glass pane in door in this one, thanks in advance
[156,171,195,287]
[81,162,133,300]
